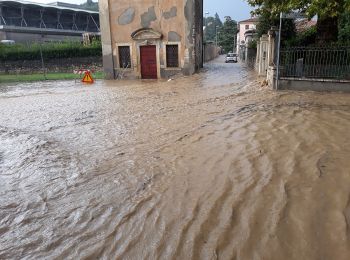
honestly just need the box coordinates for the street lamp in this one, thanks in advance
[215,25,219,46]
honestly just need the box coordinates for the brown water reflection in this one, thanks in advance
[1,57,350,259]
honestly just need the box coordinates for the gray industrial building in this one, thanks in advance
[0,0,100,43]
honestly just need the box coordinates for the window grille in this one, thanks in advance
[166,45,179,68]
[245,24,249,30]
[118,46,131,68]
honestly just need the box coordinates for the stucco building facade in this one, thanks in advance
[236,17,259,54]
[99,0,203,79]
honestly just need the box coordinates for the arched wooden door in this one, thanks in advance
[140,45,157,79]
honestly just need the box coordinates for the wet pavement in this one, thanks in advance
[1,56,350,259]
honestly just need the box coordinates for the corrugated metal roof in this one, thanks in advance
[0,0,99,14]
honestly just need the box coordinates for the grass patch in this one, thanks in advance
[0,72,105,83]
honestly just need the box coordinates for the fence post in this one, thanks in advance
[268,27,277,66]
[275,12,283,90]
[258,35,268,76]
[39,42,47,80]
[255,40,260,71]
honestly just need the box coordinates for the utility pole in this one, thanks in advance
[234,37,236,53]
[275,12,282,90]
[204,11,209,42]
[234,22,237,53]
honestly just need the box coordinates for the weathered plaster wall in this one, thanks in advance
[100,0,203,79]
[111,0,185,42]
[99,0,115,79]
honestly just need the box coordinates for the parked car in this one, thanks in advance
[0,40,15,45]
[225,53,238,63]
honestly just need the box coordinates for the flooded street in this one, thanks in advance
[1,56,350,260]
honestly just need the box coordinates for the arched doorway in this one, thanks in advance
[131,28,162,79]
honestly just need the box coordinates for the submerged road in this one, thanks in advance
[1,57,350,259]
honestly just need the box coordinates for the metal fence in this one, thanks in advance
[279,46,350,80]
[0,42,103,83]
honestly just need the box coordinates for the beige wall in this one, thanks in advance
[237,21,257,54]
[99,0,204,79]
[99,0,115,79]
[238,22,257,45]
[106,0,188,79]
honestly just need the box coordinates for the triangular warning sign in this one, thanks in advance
[82,71,94,84]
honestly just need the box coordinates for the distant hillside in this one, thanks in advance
[80,0,98,11]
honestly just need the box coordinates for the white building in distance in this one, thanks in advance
[236,17,259,54]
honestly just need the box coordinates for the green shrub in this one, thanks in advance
[339,12,350,44]
[285,26,317,47]
[0,41,102,61]
[248,39,257,49]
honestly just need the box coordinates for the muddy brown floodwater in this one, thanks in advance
[1,57,350,260]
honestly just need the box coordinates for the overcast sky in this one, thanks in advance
[27,0,253,22]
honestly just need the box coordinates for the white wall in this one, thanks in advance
[238,22,257,45]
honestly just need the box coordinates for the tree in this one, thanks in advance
[247,0,350,43]
[215,13,223,28]
[80,0,98,11]
[217,16,238,53]
[256,10,296,44]
[204,13,223,42]
[339,11,350,43]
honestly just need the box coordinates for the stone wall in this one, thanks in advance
[0,30,83,43]
[204,43,219,62]
[278,79,350,92]
[0,57,102,74]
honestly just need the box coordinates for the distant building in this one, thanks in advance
[99,0,203,80]
[0,0,100,43]
[236,17,259,54]
[295,19,317,33]
[47,1,84,10]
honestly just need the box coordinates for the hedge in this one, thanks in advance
[0,41,102,61]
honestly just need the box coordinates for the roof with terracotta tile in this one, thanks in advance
[239,17,260,24]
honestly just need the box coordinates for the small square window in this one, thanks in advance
[166,45,179,68]
[118,46,131,68]
[245,24,249,30]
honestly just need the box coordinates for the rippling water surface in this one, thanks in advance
[1,57,350,259]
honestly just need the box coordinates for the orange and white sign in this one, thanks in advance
[82,71,94,84]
